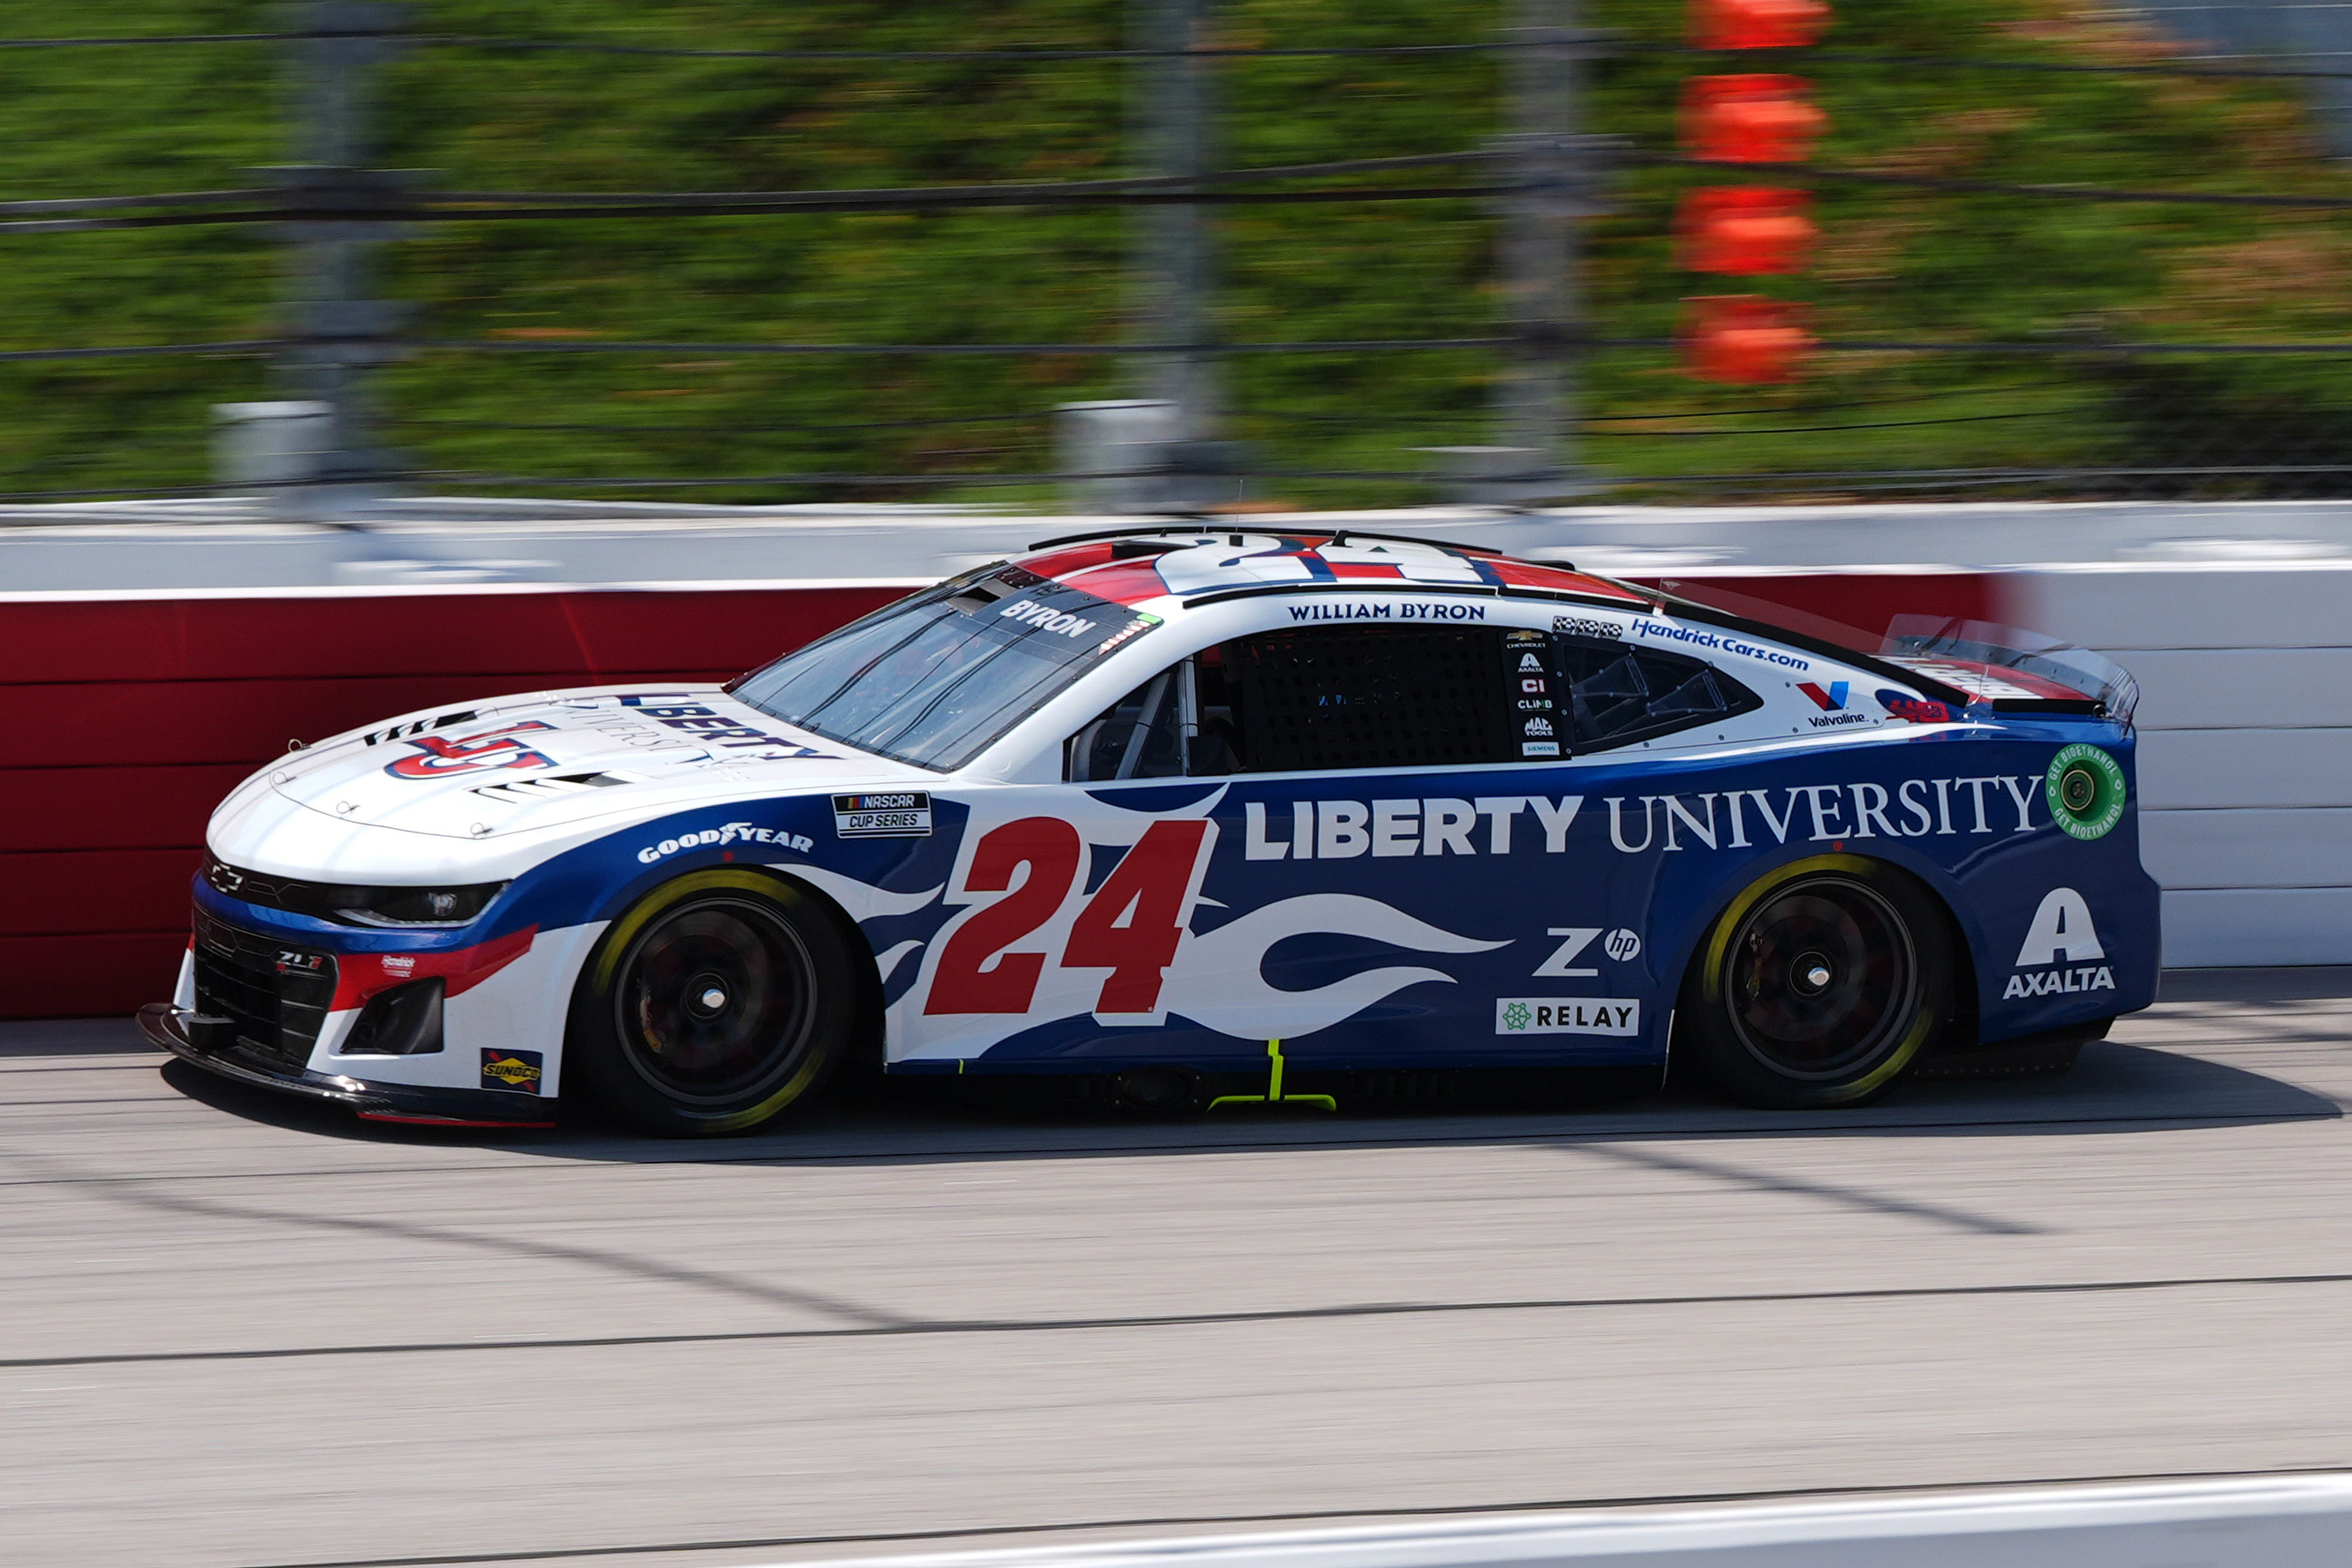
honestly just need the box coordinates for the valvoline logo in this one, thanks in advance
[1796,681,1850,711]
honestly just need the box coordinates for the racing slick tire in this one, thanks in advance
[568,869,858,1137]
[1679,856,1953,1111]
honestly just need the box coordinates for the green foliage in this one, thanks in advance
[1,0,2350,504]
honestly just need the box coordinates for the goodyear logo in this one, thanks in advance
[480,1048,544,1095]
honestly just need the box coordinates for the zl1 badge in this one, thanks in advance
[481,1049,544,1094]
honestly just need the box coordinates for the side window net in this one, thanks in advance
[1558,638,1760,748]
[1227,626,1513,773]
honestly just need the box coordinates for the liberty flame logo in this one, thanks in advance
[386,721,558,780]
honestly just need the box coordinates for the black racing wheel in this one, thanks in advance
[1679,857,1952,1109]
[569,869,858,1136]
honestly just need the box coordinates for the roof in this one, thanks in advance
[1010,529,1649,610]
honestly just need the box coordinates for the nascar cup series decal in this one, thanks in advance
[834,792,933,838]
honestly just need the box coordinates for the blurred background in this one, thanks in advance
[15,12,2352,1568]
[9,0,2352,513]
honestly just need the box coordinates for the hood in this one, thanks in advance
[252,686,930,843]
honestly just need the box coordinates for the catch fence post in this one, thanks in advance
[267,1,412,523]
[1482,0,1602,508]
[1130,0,1235,513]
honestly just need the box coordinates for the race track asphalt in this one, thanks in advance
[4,969,2350,1568]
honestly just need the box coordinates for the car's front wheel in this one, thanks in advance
[569,870,857,1136]
[1679,857,1952,1109]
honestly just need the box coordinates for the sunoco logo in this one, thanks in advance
[480,1049,544,1094]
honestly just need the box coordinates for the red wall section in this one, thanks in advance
[0,572,1999,1022]
[0,584,907,1021]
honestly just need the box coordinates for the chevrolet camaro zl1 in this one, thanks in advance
[142,530,2156,1134]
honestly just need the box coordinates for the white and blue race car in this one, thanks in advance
[143,530,2157,1134]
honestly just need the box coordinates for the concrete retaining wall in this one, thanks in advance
[4,499,2346,1017]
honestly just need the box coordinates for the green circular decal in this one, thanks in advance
[2045,743,2126,840]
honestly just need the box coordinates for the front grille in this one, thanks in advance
[192,909,338,1073]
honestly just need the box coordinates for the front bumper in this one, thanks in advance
[139,1003,557,1128]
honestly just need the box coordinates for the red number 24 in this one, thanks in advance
[924,817,1210,1017]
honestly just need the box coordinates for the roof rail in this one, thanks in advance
[1023,521,1539,563]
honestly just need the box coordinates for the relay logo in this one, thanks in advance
[1797,681,1850,711]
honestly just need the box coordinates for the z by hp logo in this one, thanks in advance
[1536,927,1643,976]
[1797,681,1850,711]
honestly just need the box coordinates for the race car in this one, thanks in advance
[141,529,2158,1134]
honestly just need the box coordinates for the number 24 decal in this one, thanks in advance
[924,817,1211,1017]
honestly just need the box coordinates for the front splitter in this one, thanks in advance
[138,1003,558,1128]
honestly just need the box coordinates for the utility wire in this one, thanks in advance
[0,340,276,362]
[413,36,1575,62]
[1654,151,2352,211]
[19,147,2352,239]
[413,337,1513,355]
[19,28,2352,83]
[1582,406,2084,437]
[387,410,1058,434]
[1673,42,2352,82]
[4,336,2352,362]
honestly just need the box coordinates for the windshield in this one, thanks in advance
[730,564,1161,770]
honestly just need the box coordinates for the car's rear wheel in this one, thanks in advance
[1680,857,1951,1109]
[569,870,857,1136]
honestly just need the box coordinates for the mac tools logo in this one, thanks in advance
[1796,681,1869,729]
[2006,887,2114,999]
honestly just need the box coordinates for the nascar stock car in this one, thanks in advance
[142,529,2157,1134]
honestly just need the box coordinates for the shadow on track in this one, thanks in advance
[156,1025,2344,1169]
[142,967,2351,1160]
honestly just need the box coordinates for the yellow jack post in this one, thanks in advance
[1206,1040,1338,1112]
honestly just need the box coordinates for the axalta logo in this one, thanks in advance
[637,821,815,864]
[2006,888,2114,999]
